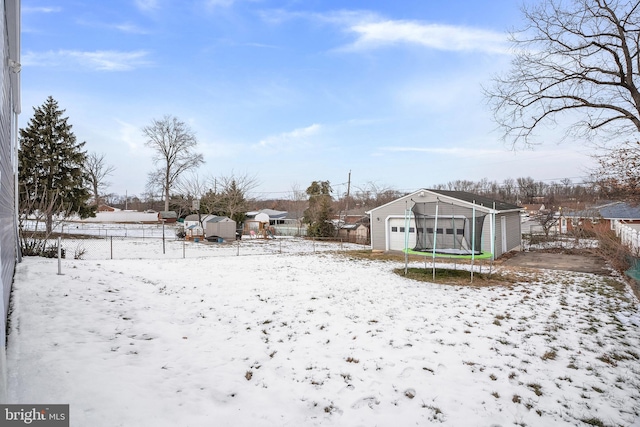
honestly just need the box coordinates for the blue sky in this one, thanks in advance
[20,0,596,199]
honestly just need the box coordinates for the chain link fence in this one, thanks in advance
[522,224,597,251]
[51,233,367,261]
[20,222,370,260]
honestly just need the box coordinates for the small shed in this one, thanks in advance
[184,214,217,230]
[158,211,177,223]
[185,224,204,241]
[205,216,237,241]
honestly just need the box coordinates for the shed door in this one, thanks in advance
[388,218,416,251]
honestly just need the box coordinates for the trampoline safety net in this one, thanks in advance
[412,202,486,255]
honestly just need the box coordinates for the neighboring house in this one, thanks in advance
[564,201,640,233]
[245,209,306,236]
[98,204,117,212]
[205,216,236,241]
[0,0,20,401]
[367,189,522,258]
[246,209,288,224]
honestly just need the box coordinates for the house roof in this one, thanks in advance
[428,190,521,211]
[522,204,545,211]
[246,209,288,219]
[185,214,216,222]
[567,202,640,220]
[158,211,177,219]
[366,189,521,214]
[206,216,235,223]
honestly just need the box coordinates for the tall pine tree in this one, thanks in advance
[303,180,335,238]
[19,96,94,237]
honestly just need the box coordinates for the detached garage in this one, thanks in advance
[367,189,522,259]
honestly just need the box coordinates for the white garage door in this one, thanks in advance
[388,218,417,251]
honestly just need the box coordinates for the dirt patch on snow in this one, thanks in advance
[499,250,612,276]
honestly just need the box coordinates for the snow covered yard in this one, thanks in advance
[6,239,640,426]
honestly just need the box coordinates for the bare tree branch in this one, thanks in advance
[143,115,204,211]
[486,0,640,148]
[84,152,115,209]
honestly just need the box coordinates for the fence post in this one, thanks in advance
[57,236,62,275]
[183,238,185,259]
[110,236,113,260]
[162,220,166,254]
[237,239,240,256]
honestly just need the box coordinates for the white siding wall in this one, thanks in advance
[0,0,19,402]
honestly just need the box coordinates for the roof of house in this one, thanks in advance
[206,216,235,223]
[246,209,288,219]
[522,204,545,212]
[366,189,521,214]
[158,211,177,219]
[184,214,216,222]
[428,190,521,211]
[567,201,640,220]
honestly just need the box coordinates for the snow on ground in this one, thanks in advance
[6,238,640,427]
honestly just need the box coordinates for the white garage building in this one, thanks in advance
[367,189,522,259]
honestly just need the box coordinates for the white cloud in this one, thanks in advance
[113,22,150,34]
[259,10,508,55]
[76,19,151,35]
[380,146,504,156]
[256,124,322,150]
[22,50,152,71]
[134,0,159,12]
[116,119,146,154]
[343,20,509,54]
[204,0,263,9]
[206,0,236,6]
[23,6,61,13]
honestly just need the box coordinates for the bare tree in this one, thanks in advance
[486,0,640,147]
[284,183,308,234]
[174,172,211,225]
[84,152,115,209]
[533,209,559,238]
[216,172,259,223]
[500,178,517,203]
[143,115,204,211]
[353,182,400,208]
[592,140,640,201]
[517,177,538,204]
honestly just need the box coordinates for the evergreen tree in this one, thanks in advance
[19,96,94,236]
[303,180,335,238]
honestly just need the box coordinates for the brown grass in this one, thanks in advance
[394,267,520,287]
[343,250,520,287]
